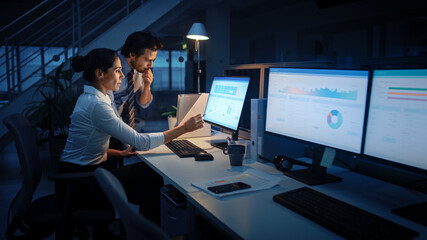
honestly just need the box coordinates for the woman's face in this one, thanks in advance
[102,57,124,92]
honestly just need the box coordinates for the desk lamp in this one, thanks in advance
[186,22,209,93]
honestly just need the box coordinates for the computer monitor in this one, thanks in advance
[266,68,369,184]
[364,69,427,172]
[203,76,250,143]
[363,69,427,225]
[223,68,261,133]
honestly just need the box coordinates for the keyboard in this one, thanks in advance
[273,187,418,240]
[165,139,206,158]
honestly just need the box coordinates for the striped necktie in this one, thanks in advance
[127,69,135,129]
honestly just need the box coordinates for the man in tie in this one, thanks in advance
[108,31,163,125]
[107,31,164,225]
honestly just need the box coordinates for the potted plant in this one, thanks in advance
[24,62,78,174]
[161,105,177,129]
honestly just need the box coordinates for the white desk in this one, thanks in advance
[138,132,427,239]
[188,168,427,240]
[137,131,280,194]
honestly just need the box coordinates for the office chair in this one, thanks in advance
[3,114,115,239]
[95,167,171,240]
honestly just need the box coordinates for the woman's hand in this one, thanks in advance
[121,146,137,157]
[182,114,204,132]
[107,146,137,158]
[163,114,204,143]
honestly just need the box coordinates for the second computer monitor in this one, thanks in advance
[203,76,250,135]
[265,68,369,154]
[364,69,427,171]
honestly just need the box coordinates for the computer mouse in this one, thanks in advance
[194,152,214,161]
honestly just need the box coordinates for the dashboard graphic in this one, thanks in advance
[387,87,427,102]
[279,86,358,101]
[266,68,369,153]
[327,110,343,129]
[204,77,250,131]
[364,69,427,170]
[214,85,238,95]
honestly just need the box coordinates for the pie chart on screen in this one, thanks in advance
[327,110,343,129]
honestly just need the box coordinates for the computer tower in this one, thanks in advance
[250,98,267,162]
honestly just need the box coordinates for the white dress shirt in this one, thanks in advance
[61,85,164,166]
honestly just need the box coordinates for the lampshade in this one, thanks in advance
[186,23,209,40]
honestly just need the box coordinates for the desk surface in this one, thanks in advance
[138,131,427,240]
[137,131,279,194]
[188,169,427,240]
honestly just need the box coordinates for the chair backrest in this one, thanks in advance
[94,168,170,240]
[3,114,43,218]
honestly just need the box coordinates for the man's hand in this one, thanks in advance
[139,68,153,105]
[142,69,153,86]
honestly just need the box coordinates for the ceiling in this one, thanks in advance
[0,0,312,47]
[3,0,421,50]
[0,0,142,47]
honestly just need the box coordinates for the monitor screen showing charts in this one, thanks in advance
[203,76,250,131]
[364,69,427,171]
[266,68,369,154]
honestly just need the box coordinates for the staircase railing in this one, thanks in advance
[0,0,143,108]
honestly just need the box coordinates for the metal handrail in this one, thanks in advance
[81,1,135,41]
[1,12,74,89]
[0,0,87,67]
[81,0,117,24]
[20,9,73,48]
[0,1,69,64]
[0,0,50,33]
[1,47,70,92]
[0,9,72,72]
[0,0,143,107]
[7,0,68,41]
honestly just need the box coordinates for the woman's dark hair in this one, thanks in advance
[121,31,163,58]
[72,48,119,82]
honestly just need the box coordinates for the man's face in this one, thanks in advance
[129,48,157,73]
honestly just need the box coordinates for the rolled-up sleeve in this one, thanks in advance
[148,132,164,149]
[91,101,163,150]
[134,89,153,109]
[134,72,153,109]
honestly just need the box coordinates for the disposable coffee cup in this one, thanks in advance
[223,144,245,166]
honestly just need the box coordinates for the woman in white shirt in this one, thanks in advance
[55,48,203,228]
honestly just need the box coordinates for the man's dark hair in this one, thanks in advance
[121,31,163,57]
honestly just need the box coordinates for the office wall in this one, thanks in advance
[228,0,427,67]
[206,3,231,92]
[219,0,427,190]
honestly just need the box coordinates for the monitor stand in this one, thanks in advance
[284,169,342,185]
[211,129,239,150]
[283,148,342,185]
[392,202,427,227]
